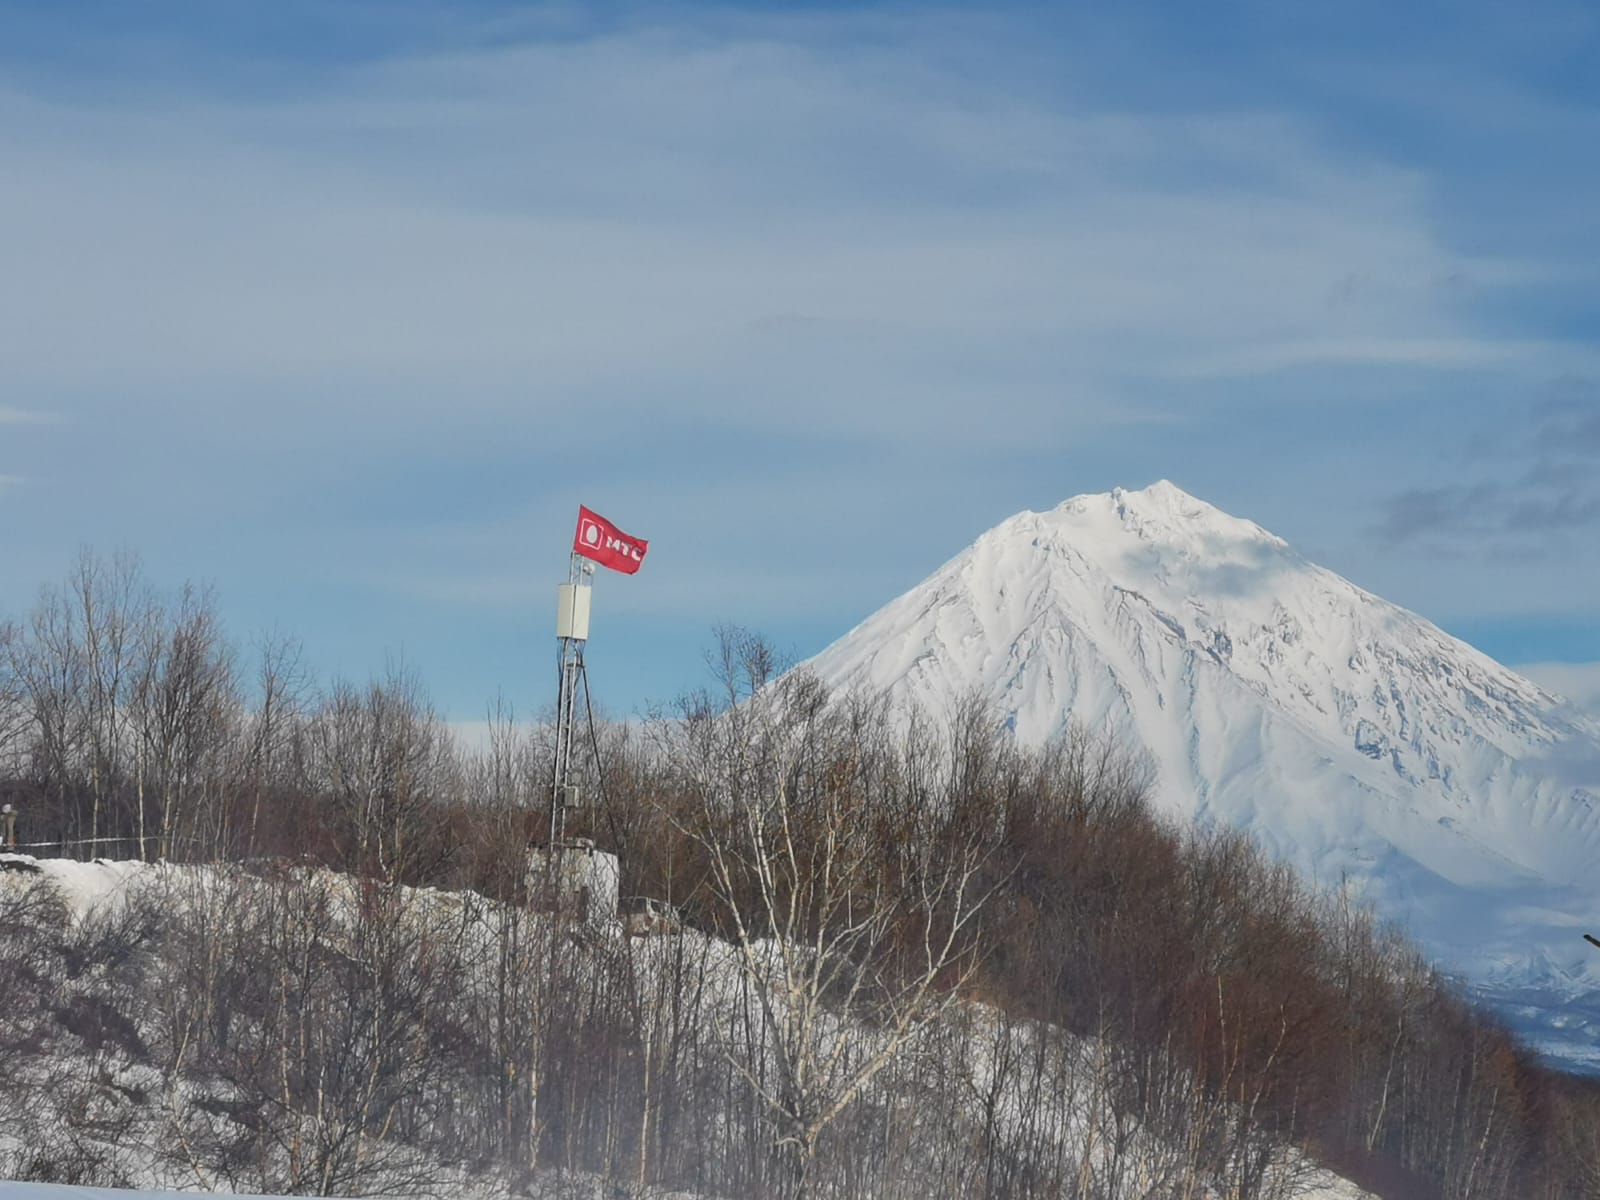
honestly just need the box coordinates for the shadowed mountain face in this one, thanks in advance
[807,480,1600,1068]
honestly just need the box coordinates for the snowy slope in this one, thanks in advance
[1,857,1380,1200]
[0,1174,1375,1200]
[806,481,1600,1067]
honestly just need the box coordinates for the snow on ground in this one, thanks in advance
[0,1175,1376,1199]
[0,1181,705,1200]
[0,1187,275,1200]
[0,854,146,918]
[1,854,1382,1200]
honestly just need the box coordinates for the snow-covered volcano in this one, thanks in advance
[807,481,1600,1067]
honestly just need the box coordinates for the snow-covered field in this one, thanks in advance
[806,481,1600,1067]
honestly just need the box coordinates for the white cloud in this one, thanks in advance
[1517,662,1600,716]
[0,407,56,424]
[1173,336,1567,379]
[0,16,1526,441]
[446,719,498,754]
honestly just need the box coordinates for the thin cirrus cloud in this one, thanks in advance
[1374,382,1600,556]
[0,5,1595,712]
[1172,336,1556,379]
[1518,662,1600,718]
[0,406,58,424]
[0,23,1519,414]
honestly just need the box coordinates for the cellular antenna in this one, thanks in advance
[538,506,647,921]
[550,550,594,849]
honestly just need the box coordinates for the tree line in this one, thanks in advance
[3,552,1600,1199]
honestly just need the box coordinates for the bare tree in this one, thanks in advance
[307,661,456,883]
[237,629,313,858]
[68,549,152,853]
[131,582,236,860]
[0,620,29,778]
[666,629,998,1199]
[13,581,89,843]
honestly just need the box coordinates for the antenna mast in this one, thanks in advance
[550,552,594,848]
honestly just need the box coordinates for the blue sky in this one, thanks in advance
[1,0,1597,722]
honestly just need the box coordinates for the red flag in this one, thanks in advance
[573,505,649,574]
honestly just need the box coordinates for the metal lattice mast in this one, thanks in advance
[550,552,593,848]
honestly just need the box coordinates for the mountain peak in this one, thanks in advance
[1118,478,1201,507]
[1034,481,1287,559]
[806,487,1600,1064]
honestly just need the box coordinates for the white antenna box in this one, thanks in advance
[556,583,592,641]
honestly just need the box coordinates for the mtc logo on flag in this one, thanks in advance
[574,505,649,574]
